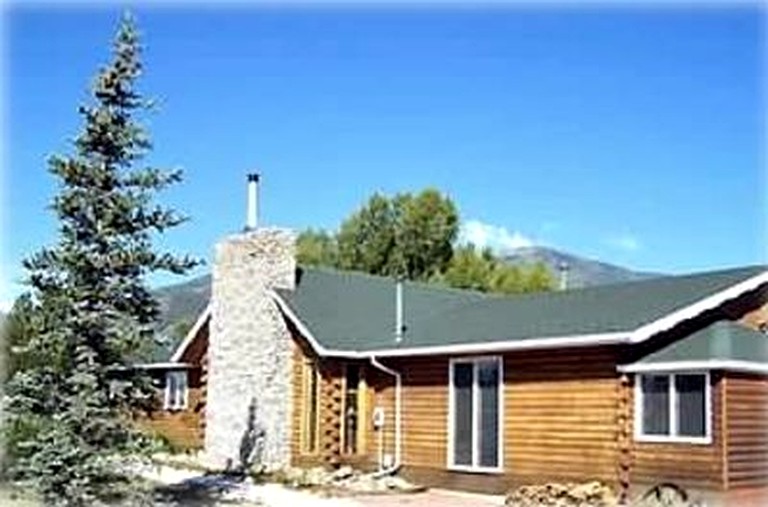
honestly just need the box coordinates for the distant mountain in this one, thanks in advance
[153,274,211,334]
[502,246,662,288]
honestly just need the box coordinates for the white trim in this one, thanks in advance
[619,360,768,375]
[447,356,504,473]
[270,290,342,357]
[170,303,211,362]
[134,362,194,370]
[634,371,712,445]
[629,271,768,344]
[364,332,629,358]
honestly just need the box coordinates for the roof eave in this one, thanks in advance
[618,360,768,375]
[169,302,211,363]
[628,270,768,344]
[364,332,631,357]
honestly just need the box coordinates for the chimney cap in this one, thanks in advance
[247,173,260,183]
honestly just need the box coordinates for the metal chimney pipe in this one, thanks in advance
[246,173,260,230]
[395,278,404,343]
[558,262,570,291]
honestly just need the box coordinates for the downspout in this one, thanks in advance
[369,355,402,477]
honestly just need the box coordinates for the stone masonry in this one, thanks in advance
[204,228,296,470]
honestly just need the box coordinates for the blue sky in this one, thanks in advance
[3,4,765,307]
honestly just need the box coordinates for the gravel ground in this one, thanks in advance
[140,464,503,507]
[141,464,361,506]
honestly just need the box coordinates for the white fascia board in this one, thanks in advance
[111,362,193,372]
[169,302,211,363]
[135,362,194,370]
[365,332,629,357]
[269,289,362,358]
[618,360,768,375]
[629,271,768,345]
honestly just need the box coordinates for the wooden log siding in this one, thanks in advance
[290,328,389,469]
[372,346,623,492]
[320,361,344,467]
[290,336,329,468]
[617,372,633,504]
[725,373,768,489]
[198,350,208,445]
[138,315,208,451]
[289,337,761,493]
[629,372,725,491]
[350,363,393,469]
[138,379,205,450]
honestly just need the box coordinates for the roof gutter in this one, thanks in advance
[369,356,402,477]
[366,332,631,357]
[618,360,768,375]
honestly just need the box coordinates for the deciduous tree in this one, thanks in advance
[335,189,458,281]
[296,228,338,268]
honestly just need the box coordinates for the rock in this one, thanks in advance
[506,481,617,507]
[331,466,355,481]
[382,475,413,490]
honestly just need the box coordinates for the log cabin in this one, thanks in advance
[141,178,768,502]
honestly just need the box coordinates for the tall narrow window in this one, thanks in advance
[449,357,502,471]
[164,370,188,410]
[343,364,361,454]
[641,375,670,436]
[302,359,320,454]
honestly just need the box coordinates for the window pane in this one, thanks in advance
[303,362,319,453]
[344,365,360,454]
[176,372,187,407]
[642,375,670,435]
[166,372,179,408]
[676,374,706,437]
[453,363,474,466]
[178,372,187,407]
[478,361,499,468]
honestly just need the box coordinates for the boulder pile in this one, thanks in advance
[505,481,617,507]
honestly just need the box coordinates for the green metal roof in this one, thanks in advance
[275,265,766,353]
[630,321,768,365]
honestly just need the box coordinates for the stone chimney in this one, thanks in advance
[204,176,296,470]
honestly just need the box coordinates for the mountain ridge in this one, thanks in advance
[502,246,662,289]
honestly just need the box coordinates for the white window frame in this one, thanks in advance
[634,371,711,445]
[447,356,504,473]
[164,370,188,411]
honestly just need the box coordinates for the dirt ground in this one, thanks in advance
[352,489,505,507]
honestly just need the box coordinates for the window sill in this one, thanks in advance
[635,434,712,445]
[447,464,504,475]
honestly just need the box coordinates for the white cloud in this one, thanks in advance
[459,220,535,254]
[0,300,12,313]
[606,233,641,252]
